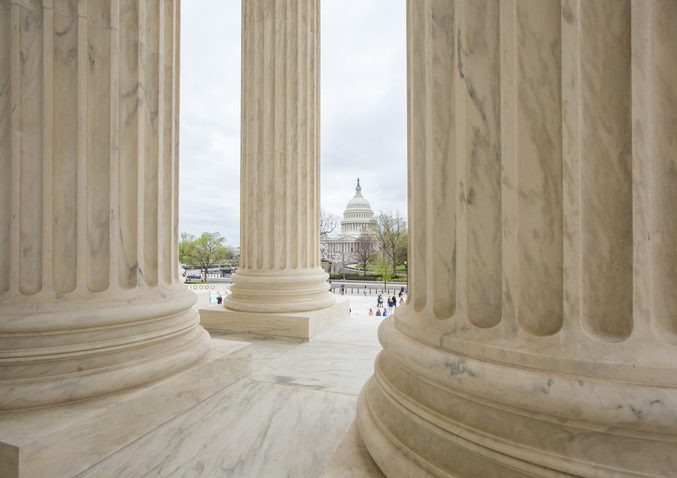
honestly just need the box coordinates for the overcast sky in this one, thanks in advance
[179,0,407,247]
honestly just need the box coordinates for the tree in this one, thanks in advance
[179,232,231,282]
[374,212,407,287]
[395,230,408,273]
[320,209,340,237]
[353,233,376,276]
[179,232,195,266]
[376,252,392,288]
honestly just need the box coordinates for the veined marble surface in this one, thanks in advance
[211,332,304,368]
[253,340,381,396]
[216,298,383,396]
[313,315,384,349]
[79,379,356,478]
[249,302,383,395]
[358,2,677,476]
[0,0,210,412]
[74,298,383,477]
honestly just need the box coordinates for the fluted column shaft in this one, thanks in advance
[224,0,334,314]
[0,0,210,410]
[358,1,677,476]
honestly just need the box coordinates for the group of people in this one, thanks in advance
[369,288,406,317]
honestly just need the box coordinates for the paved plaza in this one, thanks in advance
[77,297,384,477]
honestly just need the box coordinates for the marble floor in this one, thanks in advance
[79,296,385,478]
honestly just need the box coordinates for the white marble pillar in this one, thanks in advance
[357,0,677,476]
[0,0,210,410]
[223,0,335,314]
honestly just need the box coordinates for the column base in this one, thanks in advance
[357,316,677,477]
[200,297,350,340]
[0,339,251,478]
[223,269,336,313]
[0,286,211,410]
[320,422,385,478]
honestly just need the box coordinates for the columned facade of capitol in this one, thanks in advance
[322,178,378,263]
[1,1,677,477]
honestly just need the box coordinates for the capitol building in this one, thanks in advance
[321,179,377,263]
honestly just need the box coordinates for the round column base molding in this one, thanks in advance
[357,317,677,477]
[224,269,335,313]
[0,286,211,410]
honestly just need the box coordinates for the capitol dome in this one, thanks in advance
[340,178,377,237]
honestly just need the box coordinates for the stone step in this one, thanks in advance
[0,339,251,478]
[200,297,350,340]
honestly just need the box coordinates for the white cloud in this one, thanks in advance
[179,0,407,246]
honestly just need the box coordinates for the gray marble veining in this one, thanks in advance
[312,315,384,348]
[253,341,381,396]
[79,379,356,478]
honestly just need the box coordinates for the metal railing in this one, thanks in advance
[330,285,406,297]
[184,271,233,280]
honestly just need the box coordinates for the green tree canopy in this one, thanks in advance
[179,232,231,282]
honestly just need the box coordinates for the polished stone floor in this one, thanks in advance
[79,296,384,478]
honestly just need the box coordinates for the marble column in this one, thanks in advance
[0,0,210,410]
[223,0,335,315]
[357,0,677,476]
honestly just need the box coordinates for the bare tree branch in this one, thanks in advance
[353,232,376,275]
[320,209,340,237]
[374,211,408,279]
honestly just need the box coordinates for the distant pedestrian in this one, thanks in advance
[376,308,382,317]
[216,293,223,305]
[369,308,374,316]
[340,284,345,295]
